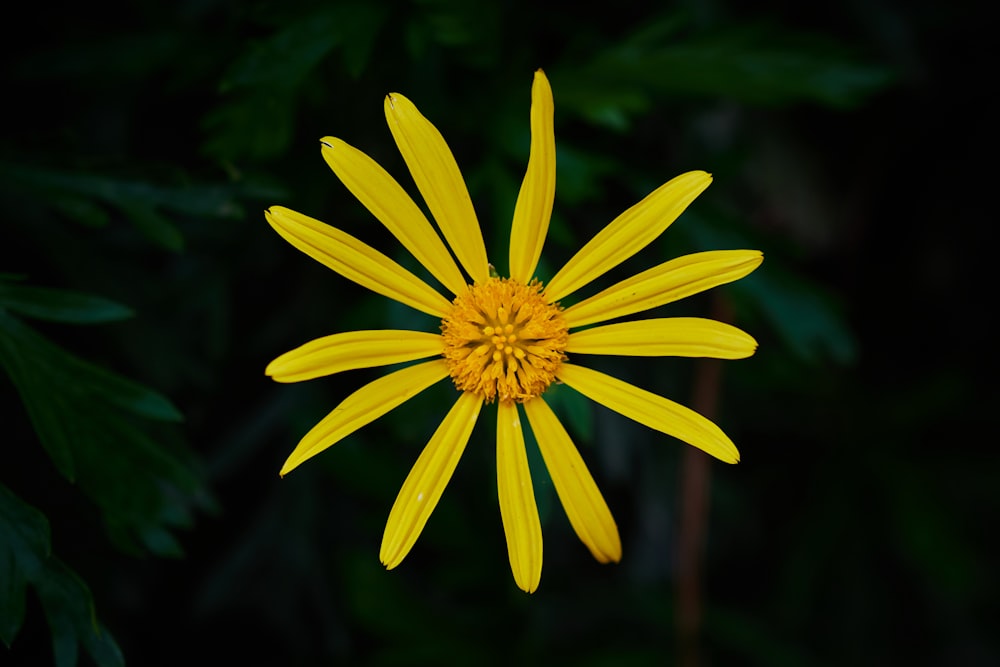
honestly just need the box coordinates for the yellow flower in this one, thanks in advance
[265,70,762,593]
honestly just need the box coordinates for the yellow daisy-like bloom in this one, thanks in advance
[265,70,762,593]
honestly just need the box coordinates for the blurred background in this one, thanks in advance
[2,0,995,665]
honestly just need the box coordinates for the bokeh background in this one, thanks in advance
[2,1,995,665]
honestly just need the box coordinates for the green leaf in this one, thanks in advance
[554,19,894,129]
[735,266,857,365]
[114,199,184,251]
[0,162,262,250]
[408,0,503,67]
[204,2,386,160]
[543,381,596,444]
[0,311,206,556]
[680,211,856,366]
[0,164,251,220]
[0,548,29,648]
[38,561,124,667]
[0,164,180,250]
[0,280,133,324]
[201,91,298,161]
[10,30,181,82]
[0,311,183,422]
[219,13,343,92]
[339,3,388,78]
[50,196,111,228]
[0,484,124,667]
[0,484,48,646]
[0,319,77,478]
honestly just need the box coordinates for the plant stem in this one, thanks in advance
[676,294,731,667]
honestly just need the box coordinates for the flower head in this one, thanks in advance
[265,70,762,593]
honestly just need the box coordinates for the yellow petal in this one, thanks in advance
[544,171,713,303]
[320,137,468,296]
[384,93,489,284]
[556,363,740,463]
[496,401,543,593]
[266,206,452,318]
[523,397,621,564]
[380,391,483,569]
[566,318,757,359]
[563,250,763,328]
[279,360,449,476]
[508,70,556,284]
[266,330,443,383]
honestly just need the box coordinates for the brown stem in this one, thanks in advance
[676,294,732,667]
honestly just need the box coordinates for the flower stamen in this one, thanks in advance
[442,278,568,403]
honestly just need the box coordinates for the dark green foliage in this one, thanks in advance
[0,309,207,550]
[554,19,892,130]
[203,2,388,161]
[0,292,209,663]
[0,279,134,325]
[2,0,993,665]
[0,484,124,667]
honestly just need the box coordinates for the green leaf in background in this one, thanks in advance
[9,30,182,83]
[407,0,504,67]
[0,163,264,250]
[204,2,387,160]
[735,265,857,365]
[0,278,133,324]
[681,212,857,366]
[542,381,596,444]
[0,483,124,667]
[4,0,991,663]
[0,308,206,555]
[49,197,111,229]
[554,18,894,130]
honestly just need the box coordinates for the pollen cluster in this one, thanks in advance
[441,278,569,403]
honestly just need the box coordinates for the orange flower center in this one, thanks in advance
[441,277,568,403]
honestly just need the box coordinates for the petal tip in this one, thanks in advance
[264,207,280,231]
[603,550,622,565]
[264,206,289,227]
[515,577,540,594]
[683,170,713,190]
[590,537,623,564]
[385,92,405,111]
